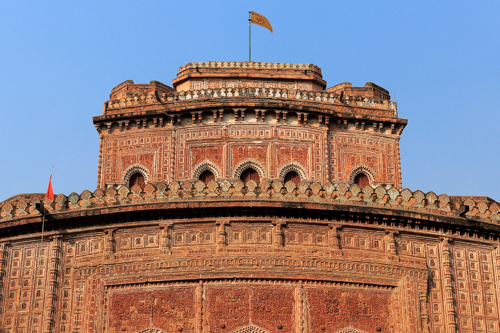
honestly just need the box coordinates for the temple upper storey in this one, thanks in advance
[103,61,397,118]
[94,61,406,191]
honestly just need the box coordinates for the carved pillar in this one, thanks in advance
[295,282,304,333]
[0,242,8,316]
[419,291,430,333]
[323,128,329,183]
[170,128,176,182]
[282,111,287,123]
[160,223,173,255]
[104,228,116,256]
[196,280,204,333]
[255,109,261,121]
[44,235,62,333]
[328,224,341,250]
[440,237,458,333]
[385,231,398,255]
[216,220,229,250]
[297,113,303,124]
[494,246,500,327]
[272,220,285,248]
[96,132,104,189]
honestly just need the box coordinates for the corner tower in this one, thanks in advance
[93,61,406,189]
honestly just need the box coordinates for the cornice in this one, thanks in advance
[1,180,498,242]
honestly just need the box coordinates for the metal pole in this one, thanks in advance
[248,12,251,61]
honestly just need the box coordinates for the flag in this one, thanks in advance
[250,11,273,33]
[46,176,54,201]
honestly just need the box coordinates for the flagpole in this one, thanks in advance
[248,12,251,61]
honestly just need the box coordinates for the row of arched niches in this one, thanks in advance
[127,169,370,189]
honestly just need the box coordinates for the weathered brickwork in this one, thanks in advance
[94,61,405,189]
[305,287,392,332]
[1,61,499,332]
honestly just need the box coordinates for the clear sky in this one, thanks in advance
[1,0,499,202]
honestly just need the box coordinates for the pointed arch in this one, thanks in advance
[122,164,151,186]
[192,160,222,179]
[277,162,307,180]
[349,165,376,184]
[230,324,271,333]
[233,159,266,179]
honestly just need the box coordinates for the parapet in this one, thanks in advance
[327,82,391,100]
[1,181,498,226]
[109,79,175,101]
[172,61,327,92]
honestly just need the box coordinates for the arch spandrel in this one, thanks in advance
[233,158,266,179]
[122,163,151,184]
[192,160,222,179]
[349,165,376,184]
[277,162,307,180]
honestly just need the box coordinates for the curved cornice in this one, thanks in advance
[1,181,498,242]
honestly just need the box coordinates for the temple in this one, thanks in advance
[0,61,499,333]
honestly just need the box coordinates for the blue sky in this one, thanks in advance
[0,0,499,202]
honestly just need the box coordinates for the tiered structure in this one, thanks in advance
[0,61,499,333]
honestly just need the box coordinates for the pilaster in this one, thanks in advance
[160,222,173,255]
[419,291,430,333]
[216,220,230,250]
[295,282,304,333]
[0,242,8,318]
[44,235,62,333]
[104,228,116,257]
[386,230,398,255]
[196,281,204,333]
[440,237,458,333]
[272,219,285,248]
[328,224,341,250]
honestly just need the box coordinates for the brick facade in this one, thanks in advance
[94,61,405,189]
[1,61,499,333]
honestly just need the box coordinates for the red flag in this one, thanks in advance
[46,176,54,201]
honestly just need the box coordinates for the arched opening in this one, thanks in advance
[199,170,215,184]
[240,168,260,184]
[284,171,301,185]
[354,173,370,188]
[129,172,146,188]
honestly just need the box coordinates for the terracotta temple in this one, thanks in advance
[1,61,499,333]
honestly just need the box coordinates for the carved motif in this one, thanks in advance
[334,328,369,333]
[233,158,267,179]
[230,325,270,333]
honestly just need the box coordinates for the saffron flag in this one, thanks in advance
[46,176,54,201]
[250,11,273,33]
